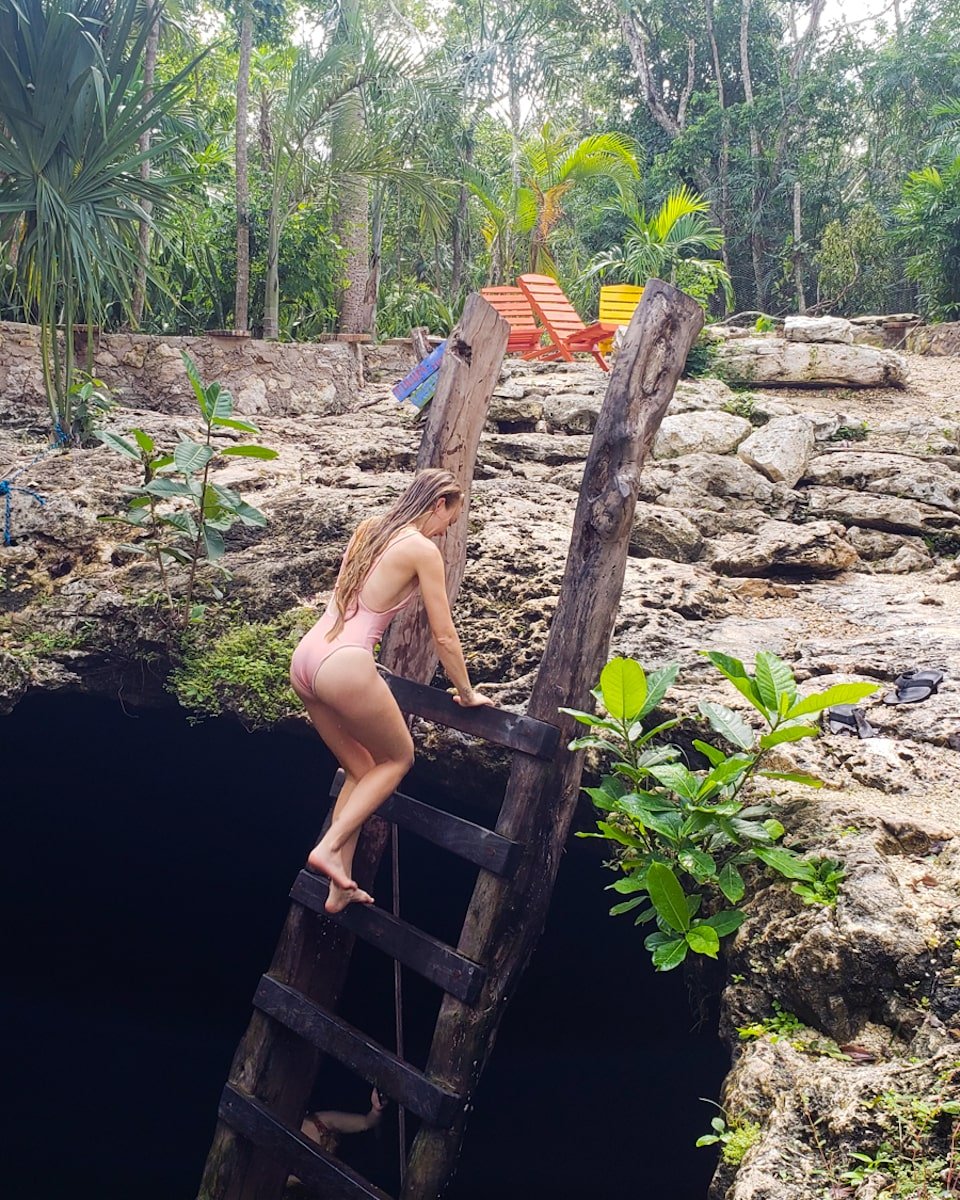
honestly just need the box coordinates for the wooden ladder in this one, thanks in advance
[216,675,560,1199]
[198,281,704,1200]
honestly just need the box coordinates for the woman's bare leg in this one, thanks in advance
[298,648,413,911]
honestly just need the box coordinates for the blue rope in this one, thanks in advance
[0,478,46,546]
[0,420,66,545]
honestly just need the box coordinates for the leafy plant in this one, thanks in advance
[563,652,878,970]
[0,0,197,441]
[754,315,775,333]
[68,373,116,446]
[696,1113,761,1166]
[96,352,277,626]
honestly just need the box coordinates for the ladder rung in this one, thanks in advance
[380,672,560,760]
[330,770,521,877]
[218,1084,393,1200]
[254,975,463,1128]
[290,870,486,1005]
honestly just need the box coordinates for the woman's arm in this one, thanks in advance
[413,540,490,706]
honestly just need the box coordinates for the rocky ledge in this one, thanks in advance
[2,346,959,1198]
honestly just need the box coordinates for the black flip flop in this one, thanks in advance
[882,668,945,706]
[825,704,877,738]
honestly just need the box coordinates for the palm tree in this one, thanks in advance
[470,124,639,281]
[0,0,195,440]
[585,184,733,309]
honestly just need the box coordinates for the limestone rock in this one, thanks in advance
[801,486,960,537]
[738,416,816,488]
[713,338,909,388]
[906,320,960,356]
[783,314,854,343]
[803,452,960,515]
[629,503,704,562]
[645,453,799,519]
[487,394,545,428]
[540,393,600,434]
[652,411,754,459]
[708,519,859,576]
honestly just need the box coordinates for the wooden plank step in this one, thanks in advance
[253,976,463,1127]
[380,672,560,760]
[218,1084,392,1200]
[329,770,521,877]
[290,870,486,1004]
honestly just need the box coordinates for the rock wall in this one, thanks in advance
[908,321,960,357]
[0,320,417,422]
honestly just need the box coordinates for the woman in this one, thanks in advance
[290,469,491,913]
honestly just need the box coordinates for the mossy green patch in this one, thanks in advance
[170,607,315,729]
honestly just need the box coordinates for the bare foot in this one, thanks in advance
[307,841,356,892]
[324,883,374,914]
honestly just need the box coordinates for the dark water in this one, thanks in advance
[3,694,727,1199]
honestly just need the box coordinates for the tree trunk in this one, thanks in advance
[234,3,253,334]
[332,0,371,334]
[740,0,765,308]
[261,89,280,342]
[704,0,731,278]
[132,0,159,329]
[793,179,806,313]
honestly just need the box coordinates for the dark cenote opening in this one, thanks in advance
[4,694,728,1199]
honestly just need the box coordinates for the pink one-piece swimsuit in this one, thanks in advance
[289,531,419,697]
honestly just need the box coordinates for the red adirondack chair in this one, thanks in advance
[516,273,618,371]
[479,286,543,354]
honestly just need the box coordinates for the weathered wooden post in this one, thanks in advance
[400,279,704,1196]
[198,295,509,1200]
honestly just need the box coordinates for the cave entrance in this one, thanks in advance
[4,693,728,1198]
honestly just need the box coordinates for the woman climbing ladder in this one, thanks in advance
[289,468,491,914]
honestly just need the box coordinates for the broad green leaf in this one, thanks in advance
[568,734,618,752]
[699,701,755,751]
[685,923,720,958]
[203,527,225,562]
[697,756,753,797]
[234,501,267,527]
[646,862,690,933]
[701,650,765,714]
[632,717,681,746]
[559,708,622,732]
[609,875,647,894]
[753,845,814,881]
[758,770,824,788]
[637,662,679,719]
[174,440,214,474]
[151,455,174,471]
[210,416,259,433]
[648,763,700,801]
[785,682,880,719]
[693,739,727,767]
[702,909,746,937]
[609,896,648,916]
[754,651,797,713]
[763,819,785,840]
[95,430,141,461]
[641,810,683,842]
[583,785,619,811]
[132,428,154,454]
[181,351,209,415]
[679,847,717,879]
[717,863,746,903]
[143,478,195,498]
[652,937,688,971]
[205,383,234,421]
[220,444,278,460]
[617,792,677,818]
[759,724,819,749]
[600,657,647,721]
[597,821,646,849]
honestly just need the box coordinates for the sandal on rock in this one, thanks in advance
[882,668,945,706]
[825,704,877,739]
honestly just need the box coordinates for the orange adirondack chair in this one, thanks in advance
[479,286,542,354]
[516,274,618,371]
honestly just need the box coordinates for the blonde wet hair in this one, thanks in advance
[327,468,463,640]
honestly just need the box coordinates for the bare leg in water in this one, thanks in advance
[296,647,414,913]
